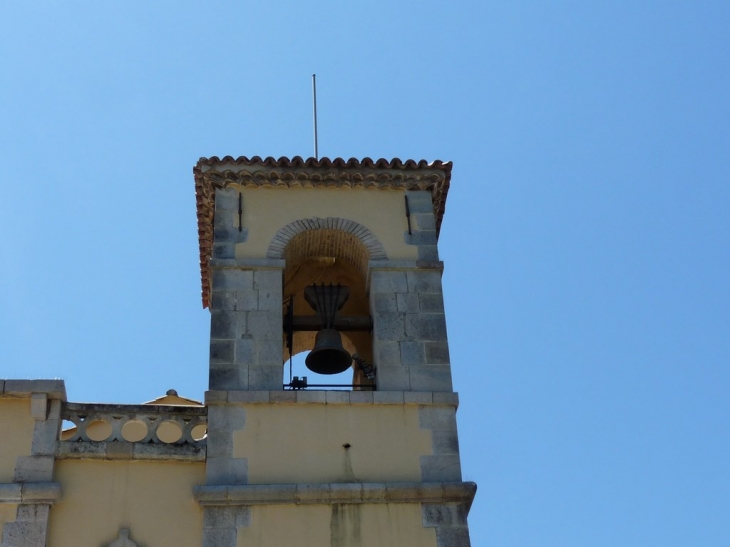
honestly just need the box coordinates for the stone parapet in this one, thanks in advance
[205,390,459,407]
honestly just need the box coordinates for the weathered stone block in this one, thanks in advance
[29,394,47,420]
[422,503,457,527]
[375,366,410,391]
[206,457,248,486]
[211,311,246,340]
[373,311,405,341]
[405,230,437,246]
[371,292,397,313]
[409,365,453,392]
[406,270,443,294]
[325,391,350,404]
[349,391,373,404]
[31,417,60,456]
[413,212,436,231]
[210,340,234,364]
[2,520,48,547]
[248,366,282,391]
[214,188,239,212]
[213,242,235,259]
[436,526,471,547]
[3,380,65,399]
[270,391,296,404]
[419,406,458,431]
[253,270,282,293]
[296,391,327,404]
[246,311,281,339]
[209,365,247,391]
[404,391,433,405]
[257,289,280,311]
[14,456,54,482]
[255,338,283,366]
[211,269,253,291]
[205,390,228,404]
[373,391,404,404]
[425,341,450,364]
[396,293,420,313]
[234,338,254,365]
[432,392,459,406]
[211,291,236,311]
[405,190,433,213]
[106,442,134,459]
[420,454,462,481]
[228,391,270,403]
[202,526,237,547]
[369,271,408,294]
[400,341,426,366]
[431,430,461,455]
[237,290,259,311]
[418,245,440,261]
[374,340,400,366]
[405,313,447,342]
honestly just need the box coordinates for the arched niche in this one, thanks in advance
[270,218,382,388]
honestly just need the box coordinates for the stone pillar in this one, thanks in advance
[1,381,64,547]
[369,263,452,392]
[208,187,284,392]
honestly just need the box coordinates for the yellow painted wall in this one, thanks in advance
[237,187,418,260]
[237,503,437,547]
[49,460,204,547]
[234,405,431,484]
[0,504,17,543]
[0,399,34,482]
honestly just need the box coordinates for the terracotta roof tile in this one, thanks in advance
[194,156,452,308]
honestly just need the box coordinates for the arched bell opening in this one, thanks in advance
[280,226,375,390]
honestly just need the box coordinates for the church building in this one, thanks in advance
[0,156,476,546]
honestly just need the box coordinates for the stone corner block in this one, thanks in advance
[30,394,48,420]
[14,455,55,482]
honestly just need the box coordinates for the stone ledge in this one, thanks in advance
[0,380,66,401]
[0,483,62,504]
[368,260,444,272]
[206,391,459,408]
[194,481,476,509]
[209,258,286,270]
[57,441,206,462]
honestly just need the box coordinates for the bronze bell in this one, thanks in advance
[305,328,353,375]
[303,283,353,375]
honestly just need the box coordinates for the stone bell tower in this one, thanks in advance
[193,156,476,547]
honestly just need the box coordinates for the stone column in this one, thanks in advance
[369,262,453,392]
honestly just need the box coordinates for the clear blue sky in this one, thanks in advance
[1,2,729,545]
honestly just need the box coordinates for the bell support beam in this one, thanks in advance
[288,315,372,332]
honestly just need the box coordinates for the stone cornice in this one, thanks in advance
[194,481,476,509]
[194,156,452,308]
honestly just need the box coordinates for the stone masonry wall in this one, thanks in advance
[369,264,452,393]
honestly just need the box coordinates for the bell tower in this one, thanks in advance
[193,156,476,547]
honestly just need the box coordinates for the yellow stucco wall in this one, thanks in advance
[0,399,34,482]
[237,187,417,260]
[237,503,437,547]
[0,504,17,543]
[234,405,431,484]
[49,460,204,547]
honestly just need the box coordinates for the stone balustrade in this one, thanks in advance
[58,403,207,461]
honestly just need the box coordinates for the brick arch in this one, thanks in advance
[266,217,387,266]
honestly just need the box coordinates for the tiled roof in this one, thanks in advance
[194,156,452,308]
